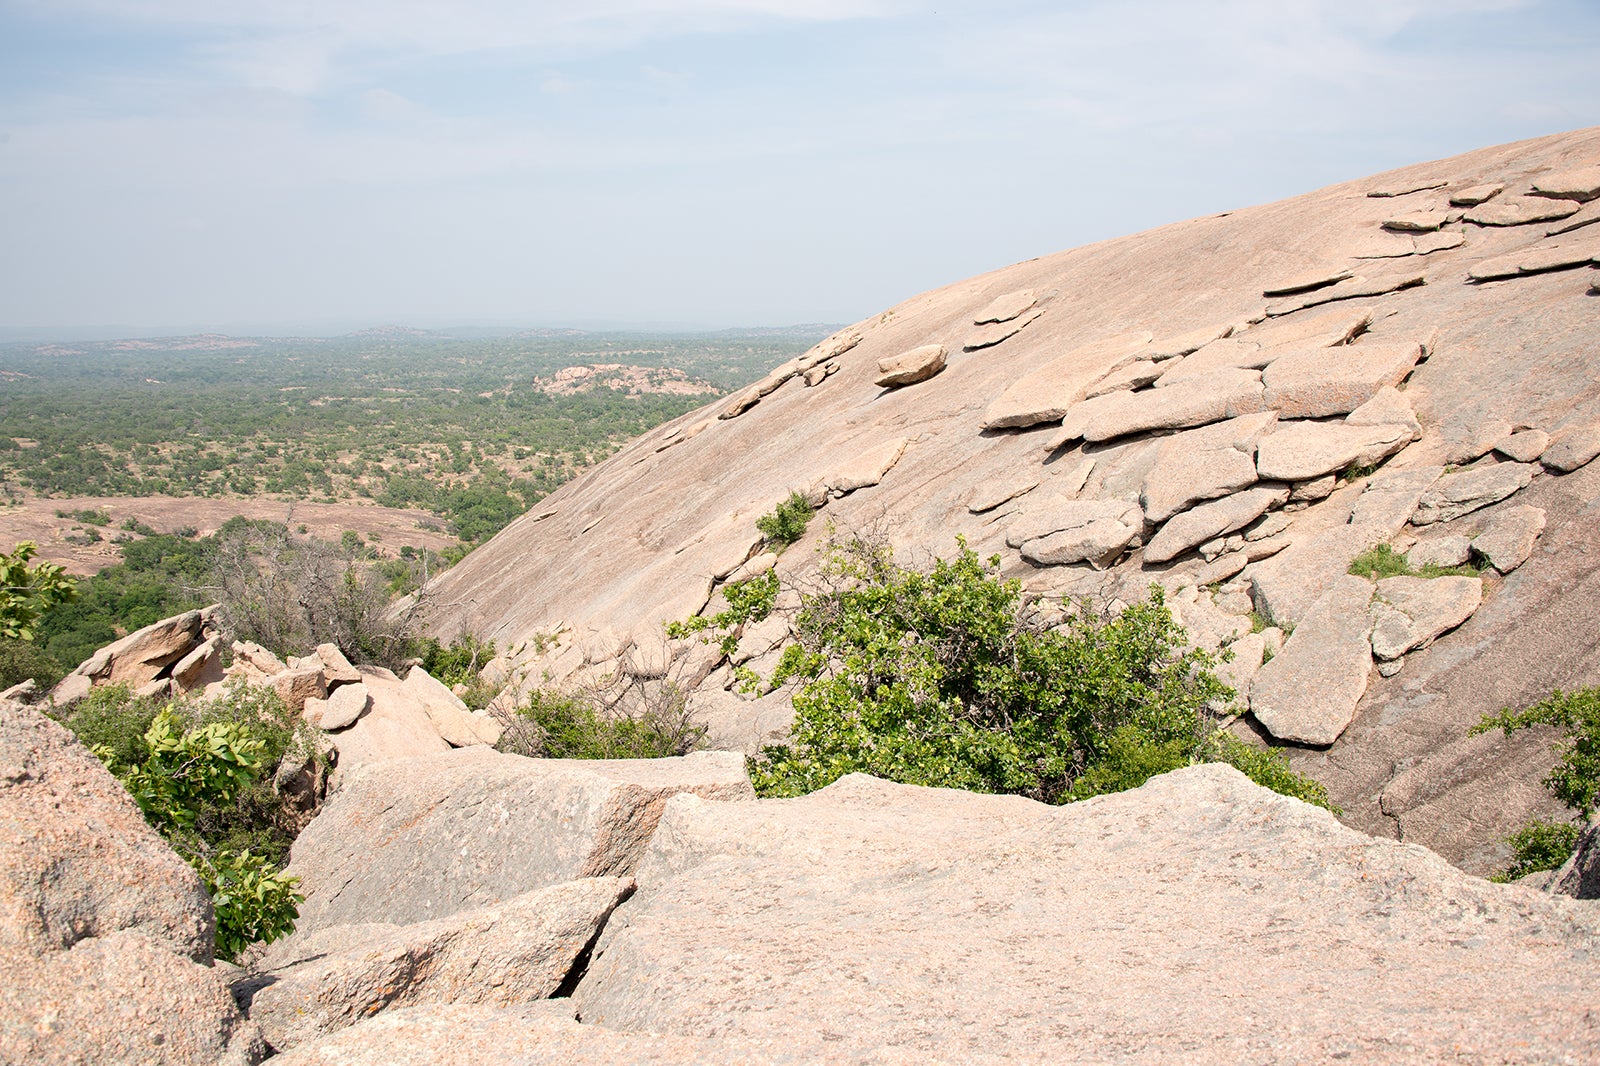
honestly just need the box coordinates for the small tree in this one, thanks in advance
[0,541,76,641]
[750,537,1333,809]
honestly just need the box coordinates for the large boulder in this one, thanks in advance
[574,767,1600,1063]
[282,746,753,940]
[0,702,264,1064]
[246,877,633,1051]
[51,606,213,699]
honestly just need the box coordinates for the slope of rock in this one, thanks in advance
[424,127,1600,874]
[569,767,1600,1064]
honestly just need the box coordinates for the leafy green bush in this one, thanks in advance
[418,634,499,709]
[749,538,1332,809]
[0,541,77,641]
[499,686,705,760]
[1472,686,1600,879]
[0,634,67,690]
[666,570,778,655]
[62,683,309,959]
[755,492,814,550]
[1490,818,1582,883]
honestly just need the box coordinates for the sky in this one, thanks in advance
[0,0,1597,337]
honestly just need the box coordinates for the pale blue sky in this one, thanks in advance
[1,0,1596,336]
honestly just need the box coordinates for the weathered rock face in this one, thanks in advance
[0,703,264,1064]
[572,768,1600,1064]
[424,127,1600,873]
[282,747,753,940]
[246,877,633,1051]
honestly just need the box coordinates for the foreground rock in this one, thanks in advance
[282,747,753,940]
[0,702,264,1064]
[572,767,1600,1064]
[247,877,633,1051]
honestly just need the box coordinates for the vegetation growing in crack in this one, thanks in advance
[755,492,815,551]
[745,536,1333,810]
[1473,686,1600,881]
[1348,543,1481,581]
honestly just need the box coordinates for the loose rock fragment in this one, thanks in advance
[1366,178,1447,197]
[1060,367,1266,444]
[1368,576,1483,661]
[1264,270,1426,317]
[1468,234,1600,281]
[1530,165,1600,203]
[1249,575,1375,746]
[982,332,1153,429]
[1262,267,1353,296]
[1472,505,1546,574]
[1144,484,1289,564]
[1494,429,1551,463]
[875,344,947,388]
[1382,209,1451,233]
[1016,500,1143,569]
[1261,341,1423,418]
[1449,183,1504,206]
[1254,422,1412,482]
[1542,424,1600,472]
[1464,195,1582,227]
[1413,462,1536,525]
[1408,534,1471,569]
[1345,386,1421,440]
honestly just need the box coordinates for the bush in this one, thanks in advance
[418,634,498,709]
[0,634,67,690]
[1472,686,1600,878]
[755,492,814,550]
[60,683,310,959]
[749,538,1332,809]
[498,686,704,761]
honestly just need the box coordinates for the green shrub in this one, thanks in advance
[666,570,778,655]
[0,634,67,690]
[63,683,308,959]
[755,492,814,550]
[499,686,704,760]
[1489,818,1582,883]
[418,634,499,708]
[1348,543,1480,581]
[748,538,1332,809]
[1472,686,1600,879]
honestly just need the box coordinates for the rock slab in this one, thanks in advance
[1248,575,1374,745]
[572,767,1600,1064]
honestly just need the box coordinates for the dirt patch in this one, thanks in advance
[0,495,460,575]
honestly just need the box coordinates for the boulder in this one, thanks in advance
[247,877,633,1051]
[1254,422,1412,482]
[1464,194,1582,226]
[1408,533,1472,568]
[1260,341,1423,418]
[1472,504,1546,573]
[1344,385,1421,439]
[283,747,753,940]
[572,767,1600,1064]
[1060,367,1266,444]
[1138,413,1276,523]
[232,641,286,675]
[1368,575,1483,661]
[1247,575,1375,745]
[972,288,1037,324]
[271,664,329,713]
[1449,182,1503,206]
[1493,428,1551,462]
[170,634,226,693]
[325,666,452,773]
[814,437,909,496]
[304,681,371,731]
[55,607,206,695]
[1143,484,1289,564]
[0,703,263,1064]
[314,643,363,685]
[1530,164,1600,202]
[1016,500,1143,568]
[981,332,1152,429]
[874,344,947,388]
[1412,461,1536,524]
[402,667,502,747]
[1541,423,1600,472]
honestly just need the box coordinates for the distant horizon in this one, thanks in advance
[0,319,846,345]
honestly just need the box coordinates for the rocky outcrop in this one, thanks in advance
[281,747,753,940]
[0,702,264,1064]
[424,127,1600,872]
[566,767,1600,1064]
[50,605,221,703]
[245,877,633,1051]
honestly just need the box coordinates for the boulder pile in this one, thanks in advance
[6,696,1597,1063]
[423,127,1600,873]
